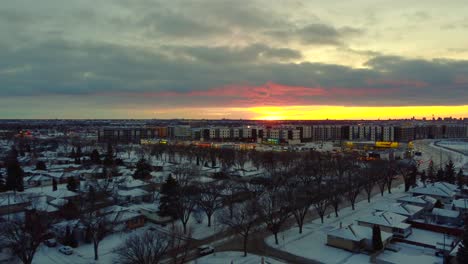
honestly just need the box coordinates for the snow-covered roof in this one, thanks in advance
[328,224,393,242]
[410,182,457,198]
[119,179,148,189]
[25,185,78,199]
[0,193,30,207]
[452,199,468,210]
[117,188,149,197]
[431,208,460,218]
[358,211,410,229]
[49,198,67,207]
[373,202,424,217]
[397,195,437,206]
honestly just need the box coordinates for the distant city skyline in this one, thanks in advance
[1,1,468,119]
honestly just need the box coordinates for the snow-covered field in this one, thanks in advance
[436,140,468,155]
[264,184,445,264]
[413,139,467,170]
[188,251,286,264]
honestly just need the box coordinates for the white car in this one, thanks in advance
[58,246,73,255]
[198,245,214,256]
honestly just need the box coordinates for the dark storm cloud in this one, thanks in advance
[1,39,467,107]
[266,24,364,46]
[167,44,302,63]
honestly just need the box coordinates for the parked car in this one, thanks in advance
[58,246,73,255]
[198,245,214,256]
[44,238,57,247]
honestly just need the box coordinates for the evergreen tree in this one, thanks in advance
[75,146,82,164]
[70,148,76,159]
[445,160,456,183]
[457,215,468,263]
[133,158,152,180]
[60,200,79,220]
[103,143,114,166]
[457,168,465,190]
[427,160,436,182]
[66,177,77,191]
[436,168,445,182]
[420,170,427,187]
[90,149,101,164]
[35,161,46,171]
[158,175,179,218]
[5,148,24,192]
[52,179,57,191]
[434,199,444,209]
[63,226,78,248]
[372,225,383,251]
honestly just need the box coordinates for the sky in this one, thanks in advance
[1,0,468,120]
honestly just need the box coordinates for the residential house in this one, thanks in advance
[430,208,461,226]
[397,195,437,211]
[410,182,458,203]
[451,198,468,215]
[327,224,393,252]
[373,203,424,220]
[357,211,412,238]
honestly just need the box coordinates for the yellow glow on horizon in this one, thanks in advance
[248,105,468,120]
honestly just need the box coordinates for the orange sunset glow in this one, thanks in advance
[248,105,468,120]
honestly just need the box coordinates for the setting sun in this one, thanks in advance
[248,105,468,120]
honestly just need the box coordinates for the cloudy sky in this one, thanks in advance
[1,0,468,119]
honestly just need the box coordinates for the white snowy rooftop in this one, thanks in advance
[410,182,458,198]
[373,202,424,217]
[358,211,410,229]
[431,208,460,218]
[328,224,392,242]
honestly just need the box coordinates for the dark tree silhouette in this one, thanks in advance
[114,231,171,264]
[52,178,57,191]
[133,159,152,180]
[35,161,46,171]
[218,201,260,257]
[445,160,456,184]
[457,215,468,264]
[90,149,101,164]
[372,225,383,251]
[0,217,46,264]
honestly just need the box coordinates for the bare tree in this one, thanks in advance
[287,182,311,234]
[258,187,291,245]
[344,170,362,211]
[115,230,171,264]
[328,178,344,217]
[79,182,118,261]
[197,181,224,227]
[311,186,330,224]
[0,217,46,264]
[167,225,193,264]
[234,149,249,171]
[218,200,260,257]
[396,159,417,192]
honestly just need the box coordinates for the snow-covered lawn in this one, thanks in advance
[376,242,442,264]
[34,225,156,264]
[188,251,286,264]
[265,185,408,264]
[161,210,224,240]
[406,228,456,248]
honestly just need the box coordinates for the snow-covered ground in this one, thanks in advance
[264,184,445,264]
[188,251,286,264]
[34,225,151,264]
[413,139,467,170]
[376,242,442,264]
